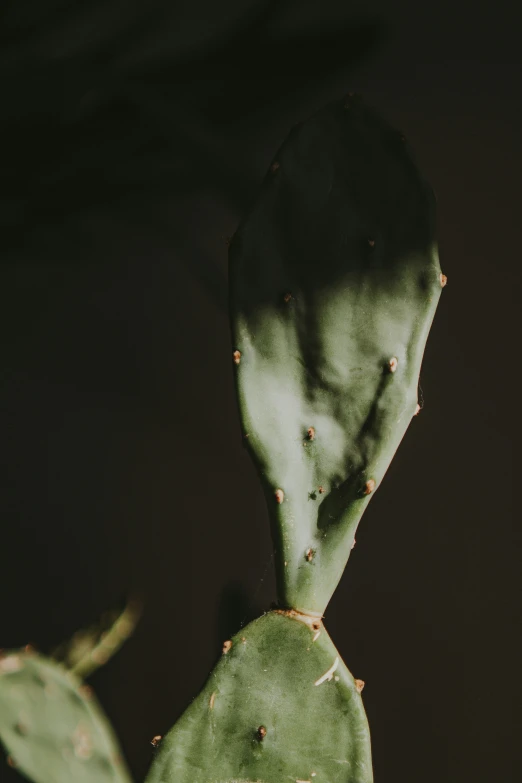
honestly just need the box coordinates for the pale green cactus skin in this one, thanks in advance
[147,94,443,783]
[0,649,132,783]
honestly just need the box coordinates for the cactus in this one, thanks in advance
[145,611,371,783]
[1,94,444,783]
[0,602,140,783]
[146,94,444,782]
[0,649,132,783]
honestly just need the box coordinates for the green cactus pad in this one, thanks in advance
[0,649,132,783]
[229,94,443,614]
[145,610,372,783]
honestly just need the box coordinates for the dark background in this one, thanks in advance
[0,1,519,781]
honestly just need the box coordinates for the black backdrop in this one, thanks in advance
[0,1,519,781]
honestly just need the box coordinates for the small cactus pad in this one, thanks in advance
[51,599,142,679]
[145,611,372,783]
[0,649,132,783]
[229,95,442,614]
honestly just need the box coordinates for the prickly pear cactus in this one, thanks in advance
[230,95,443,615]
[0,648,132,783]
[146,611,371,783]
[146,94,444,783]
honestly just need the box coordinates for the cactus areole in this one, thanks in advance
[149,93,444,783]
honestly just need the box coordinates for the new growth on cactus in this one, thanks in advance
[0,93,444,783]
[0,603,140,782]
[147,94,444,782]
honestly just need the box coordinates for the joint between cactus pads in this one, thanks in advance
[146,93,444,783]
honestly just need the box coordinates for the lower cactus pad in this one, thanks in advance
[146,611,372,783]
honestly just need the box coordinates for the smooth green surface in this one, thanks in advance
[0,649,132,783]
[146,611,372,783]
[229,94,442,614]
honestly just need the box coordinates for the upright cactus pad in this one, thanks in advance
[229,94,442,615]
[146,94,444,782]
[0,649,132,783]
